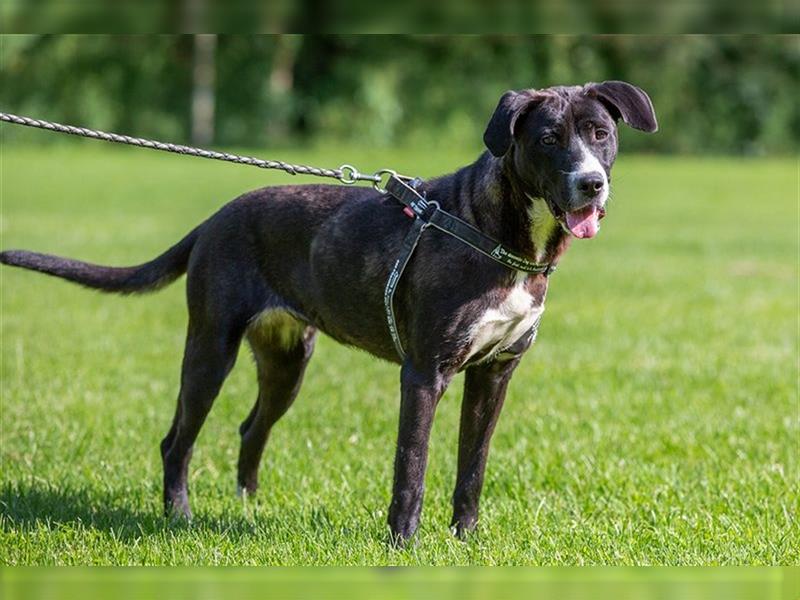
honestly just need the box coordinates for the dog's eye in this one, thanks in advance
[540,134,557,146]
[595,129,609,141]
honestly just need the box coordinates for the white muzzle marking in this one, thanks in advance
[568,137,608,207]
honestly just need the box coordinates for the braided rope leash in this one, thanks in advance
[0,111,399,190]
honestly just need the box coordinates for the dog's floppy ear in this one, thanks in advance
[587,81,658,133]
[483,90,541,157]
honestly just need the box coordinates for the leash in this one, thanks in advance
[0,110,553,361]
[0,111,395,190]
[383,176,554,359]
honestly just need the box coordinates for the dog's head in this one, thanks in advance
[484,81,658,239]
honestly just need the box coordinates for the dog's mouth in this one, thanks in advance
[564,204,606,239]
[546,200,606,239]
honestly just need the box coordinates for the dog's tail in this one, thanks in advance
[0,227,200,295]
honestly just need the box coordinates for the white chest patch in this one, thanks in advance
[465,274,544,363]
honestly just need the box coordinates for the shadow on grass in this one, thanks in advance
[0,482,265,542]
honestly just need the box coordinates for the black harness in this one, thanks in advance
[384,175,556,359]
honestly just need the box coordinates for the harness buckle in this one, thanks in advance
[419,200,439,224]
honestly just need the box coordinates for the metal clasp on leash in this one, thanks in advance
[337,165,414,195]
[342,167,416,196]
[337,164,376,185]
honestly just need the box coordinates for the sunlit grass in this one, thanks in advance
[1,144,797,565]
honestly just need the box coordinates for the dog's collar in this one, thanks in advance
[383,175,554,359]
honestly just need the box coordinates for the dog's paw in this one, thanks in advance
[387,530,418,550]
[164,494,193,522]
[450,516,478,541]
[236,482,258,499]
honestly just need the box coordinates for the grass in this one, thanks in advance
[0,142,797,565]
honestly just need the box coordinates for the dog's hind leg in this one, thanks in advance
[161,316,247,519]
[237,311,317,496]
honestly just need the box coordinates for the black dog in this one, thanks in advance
[1,81,657,543]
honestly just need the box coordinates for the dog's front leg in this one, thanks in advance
[388,361,451,544]
[450,356,521,538]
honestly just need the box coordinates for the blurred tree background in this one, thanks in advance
[1,35,798,155]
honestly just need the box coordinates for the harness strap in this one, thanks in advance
[383,175,555,359]
[383,215,428,358]
[385,176,556,275]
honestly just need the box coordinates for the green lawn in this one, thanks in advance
[0,144,797,565]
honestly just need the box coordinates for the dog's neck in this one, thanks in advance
[462,152,571,267]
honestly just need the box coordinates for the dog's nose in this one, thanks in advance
[576,172,605,198]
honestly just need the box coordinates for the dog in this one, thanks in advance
[1,81,657,543]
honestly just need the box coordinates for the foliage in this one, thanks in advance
[1,35,798,154]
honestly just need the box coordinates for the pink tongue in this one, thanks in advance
[565,205,600,239]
